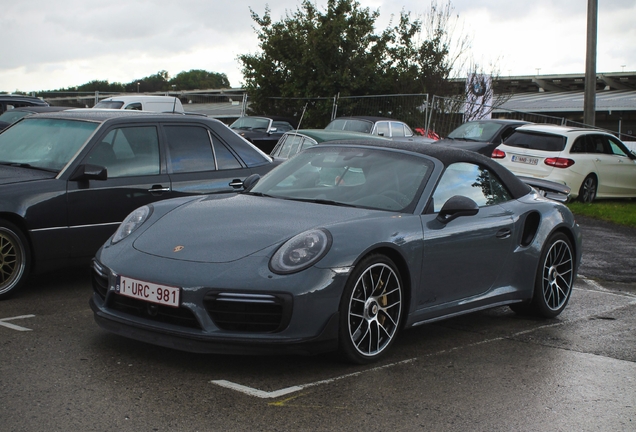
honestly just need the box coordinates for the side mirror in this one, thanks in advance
[69,164,107,181]
[436,195,479,224]
[241,173,261,191]
[268,127,278,135]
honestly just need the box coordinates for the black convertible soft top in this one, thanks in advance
[325,140,533,200]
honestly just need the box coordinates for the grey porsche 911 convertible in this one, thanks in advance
[90,140,582,364]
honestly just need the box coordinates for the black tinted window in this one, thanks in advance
[165,126,216,173]
[505,131,566,152]
[87,126,160,177]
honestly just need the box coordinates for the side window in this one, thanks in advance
[500,127,516,142]
[403,124,414,137]
[570,136,586,153]
[124,103,142,111]
[591,135,607,153]
[213,141,242,170]
[86,126,160,177]
[432,163,511,212]
[391,122,406,137]
[607,137,629,157]
[299,137,318,151]
[276,134,304,159]
[164,125,216,173]
[375,122,390,137]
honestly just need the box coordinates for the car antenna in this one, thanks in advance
[296,102,308,131]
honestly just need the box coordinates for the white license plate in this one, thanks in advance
[511,155,539,165]
[117,276,180,308]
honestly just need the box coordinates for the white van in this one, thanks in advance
[94,95,184,113]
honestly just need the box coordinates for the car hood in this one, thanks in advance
[133,194,376,263]
[0,165,57,184]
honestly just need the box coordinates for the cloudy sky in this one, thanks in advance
[1,0,634,93]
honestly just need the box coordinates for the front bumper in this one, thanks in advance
[89,254,348,356]
[90,296,340,355]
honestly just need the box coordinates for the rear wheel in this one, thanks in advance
[0,220,30,300]
[339,254,403,364]
[578,175,597,203]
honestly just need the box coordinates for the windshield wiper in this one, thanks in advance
[243,191,275,197]
[284,197,359,208]
[0,162,57,173]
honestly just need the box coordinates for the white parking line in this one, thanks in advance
[0,314,36,332]
[211,358,417,399]
[578,275,636,298]
[211,280,636,399]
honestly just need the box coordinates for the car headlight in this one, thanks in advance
[111,205,152,244]
[269,229,332,274]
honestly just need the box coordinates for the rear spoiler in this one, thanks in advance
[517,176,571,203]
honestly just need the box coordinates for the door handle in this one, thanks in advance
[148,185,171,195]
[496,228,512,239]
[229,179,244,189]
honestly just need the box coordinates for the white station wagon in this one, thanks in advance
[492,124,636,202]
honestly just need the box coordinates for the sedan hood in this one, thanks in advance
[0,165,56,184]
[133,194,376,263]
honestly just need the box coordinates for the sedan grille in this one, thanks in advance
[108,295,202,330]
[203,292,292,333]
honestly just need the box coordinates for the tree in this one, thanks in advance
[170,69,230,90]
[239,0,471,127]
[125,70,170,93]
[239,0,390,126]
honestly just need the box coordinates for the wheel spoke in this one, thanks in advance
[378,308,398,327]
[353,322,369,346]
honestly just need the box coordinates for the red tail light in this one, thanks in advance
[545,157,575,168]
[491,149,506,159]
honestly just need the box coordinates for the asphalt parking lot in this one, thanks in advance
[1,216,635,432]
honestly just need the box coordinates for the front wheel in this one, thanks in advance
[339,254,404,364]
[0,220,30,300]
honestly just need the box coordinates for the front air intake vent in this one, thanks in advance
[203,292,293,333]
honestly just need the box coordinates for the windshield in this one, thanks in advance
[447,122,503,142]
[230,117,271,132]
[0,110,30,124]
[251,146,432,212]
[325,119,374,134]
[94,101,124,109]
[0,118,98,171]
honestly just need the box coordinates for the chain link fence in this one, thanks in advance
[24,90,635,145]
[427,95,636,143]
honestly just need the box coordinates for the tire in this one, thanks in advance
[339,254,404,364]
[578,175,597,203]
[0,220,30,300]
[529,232,574,318]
